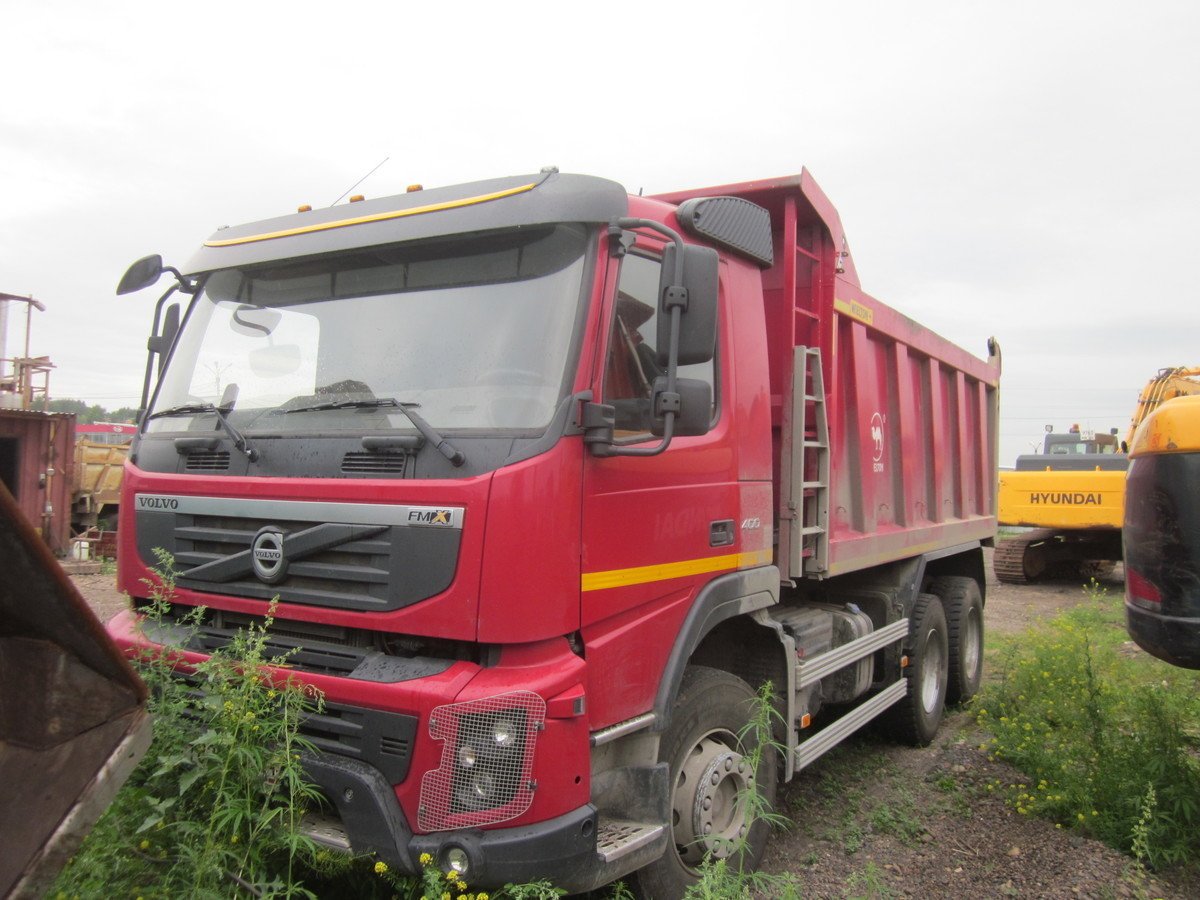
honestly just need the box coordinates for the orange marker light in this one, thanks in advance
[297,204,312,213]
[349,195,365,203]
[900,655,910,668]
[406,184,423,193]
[800,713,812,729]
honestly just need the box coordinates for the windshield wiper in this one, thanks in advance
[283,397,465,467]
[147,402,258,461]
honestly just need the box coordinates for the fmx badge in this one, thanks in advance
[870,412,885,473]
[407,507,455,526]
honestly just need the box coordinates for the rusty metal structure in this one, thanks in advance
[0,291,78,553]
[0,409,74,554]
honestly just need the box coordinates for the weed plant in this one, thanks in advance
[976,579,1200,868]
[53,551,327,898]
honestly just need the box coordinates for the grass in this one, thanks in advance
[976,578,1200,869]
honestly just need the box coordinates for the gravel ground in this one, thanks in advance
[67,550,1198,898]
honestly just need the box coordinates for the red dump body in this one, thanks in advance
[657,172,1000,580]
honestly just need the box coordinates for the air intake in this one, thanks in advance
[341,452,411,476]
[184,451,231,471]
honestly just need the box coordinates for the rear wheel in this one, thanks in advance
[928,576,984,705]
[884,593,949,746]
[630,666,777,900]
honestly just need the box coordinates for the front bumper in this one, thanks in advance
[305,752,611,892]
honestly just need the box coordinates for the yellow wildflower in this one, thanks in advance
[419,852,434,866]
[375,860,389,874]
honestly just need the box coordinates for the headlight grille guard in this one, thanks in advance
[417,690,546,832]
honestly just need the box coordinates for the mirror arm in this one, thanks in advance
[137,283,179,424]
[613,217,686,284]
[163,265,199,294]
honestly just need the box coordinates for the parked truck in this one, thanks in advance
[108,169,1000,896]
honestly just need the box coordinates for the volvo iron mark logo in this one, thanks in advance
[251,527,288,584]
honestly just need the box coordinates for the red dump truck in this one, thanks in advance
[108,169,1000,896]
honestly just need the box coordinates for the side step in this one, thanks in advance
[794,679,908,770]
[595,818,666,864]
[795,618,909,689]
[300,810,352,853]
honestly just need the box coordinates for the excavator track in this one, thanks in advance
[993,528,1058,584]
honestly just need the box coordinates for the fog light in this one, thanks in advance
[471,772,496,801]
[444,846,469,876]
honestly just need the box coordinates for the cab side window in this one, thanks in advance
[602,253,716,437]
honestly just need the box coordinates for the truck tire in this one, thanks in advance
[630,666,777,900]
[928,576,984,705]
[883,593,948,746]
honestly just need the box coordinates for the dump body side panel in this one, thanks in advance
[820,282,997,574]
[658,173,999,579]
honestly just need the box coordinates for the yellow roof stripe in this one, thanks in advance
[581,549,773,592]
[204,182,540,248]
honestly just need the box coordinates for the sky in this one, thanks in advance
[2,0,1198,467]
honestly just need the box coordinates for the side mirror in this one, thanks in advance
[148,304,180,375]
[117,255,164,295]
[148,303,179,355]
[651,377,712,437]
[656,243,718,367]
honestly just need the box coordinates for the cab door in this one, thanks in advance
[579,243,742,728]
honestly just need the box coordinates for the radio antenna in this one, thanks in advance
[330,156,390,206]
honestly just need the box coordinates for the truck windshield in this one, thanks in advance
[146,224,590,435]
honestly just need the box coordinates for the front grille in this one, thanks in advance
[185,451,231,471]
[135,494,463,613]
[176,515,395,609]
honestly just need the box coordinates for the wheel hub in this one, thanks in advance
[672,734,754,864]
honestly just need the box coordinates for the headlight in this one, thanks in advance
[492,717,515,749]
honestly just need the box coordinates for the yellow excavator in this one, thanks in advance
[1124,393,1200,668]
[995,367,1200,584]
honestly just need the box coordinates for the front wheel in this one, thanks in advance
[883,593,949,746]
[630,666,777,900]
